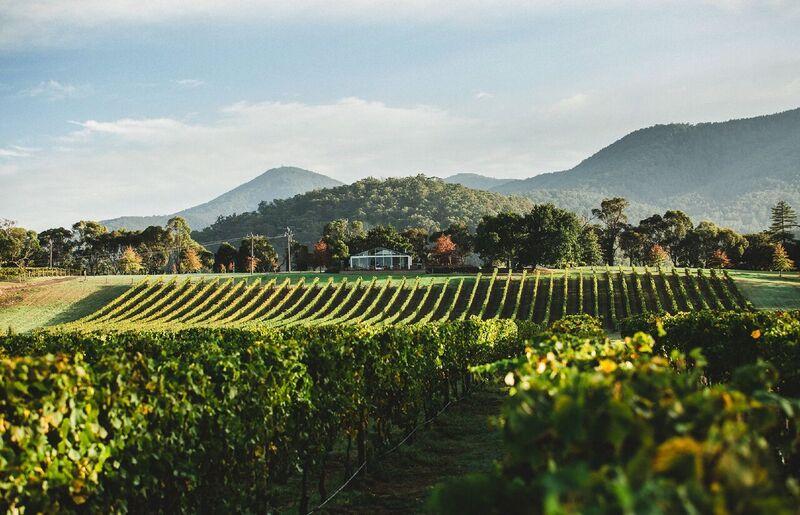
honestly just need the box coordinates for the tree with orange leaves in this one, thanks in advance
[432,234,457,266]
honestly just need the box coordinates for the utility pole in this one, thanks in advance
[249,233,255,274]
[48,237,53,269]
[285,227,293,273]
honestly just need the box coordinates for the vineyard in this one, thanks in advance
[68,267,749,331]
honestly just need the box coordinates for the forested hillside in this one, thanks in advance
[193,175,533,245]
[102,167,343,231]
[454,108,800,231]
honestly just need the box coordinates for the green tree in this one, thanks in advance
[0,220,40,269]
[518,204,582,268]
[321,219,365,266]
[166,216,193,247]
[349,225,412,255]
[660,210,694,264]
[71,220,109,273]
[239,236,279,272]
[771,243,794,277]
[619,227,649,265]
[770,200,798,248]
[214,242,239,272]
[291,242,312,271]
[741,233,775,270]
[578,225,603,266]
[592,197,629,265]
[36,227,74,267]
[402,227,430,266]
[681,221,746,268]
[475,212,525,267]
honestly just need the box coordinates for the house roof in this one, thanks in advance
[352,247,411,257]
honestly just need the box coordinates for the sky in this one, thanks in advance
[1,0,799,230]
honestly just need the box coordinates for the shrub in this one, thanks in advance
[619,310,800,396]
[548,314,605,339]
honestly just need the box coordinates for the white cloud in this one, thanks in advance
[173,79,205,88]
[474,91,495,100]
[21,80,89,100]
[0,145,38,158]
[548,93,590,113]
[65,118,194,141]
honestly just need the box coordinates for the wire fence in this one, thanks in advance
[306,395,463,514]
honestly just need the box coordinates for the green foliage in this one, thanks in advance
[431,329,800,514]
[349,224,412,255]
[592,197,629,265]
[578,225,603,266]
[474,204,584,268]
[619,310,800,396]
[0,220,41,268]
[238,235,280,272]
[770,200,798,248]
[213,242,238,271]
[474,212,524,267]
[547,314,605,338]
[0,320,521,512]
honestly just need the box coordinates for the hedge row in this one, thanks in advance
[431,325,800,514]
[619,310,800,396]
[0,320,521,513]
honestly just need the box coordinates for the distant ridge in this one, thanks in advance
[443,173,514,191]
[102,166,343,231]
[456,108,800,232]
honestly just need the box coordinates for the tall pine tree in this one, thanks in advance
[770,200,798,247]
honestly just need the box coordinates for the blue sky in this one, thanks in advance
[1,0,799,229]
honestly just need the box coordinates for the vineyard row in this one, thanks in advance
[67,268,748,330]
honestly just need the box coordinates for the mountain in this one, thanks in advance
[490,108,800,233]
[444,173,514,191]
[193,175,533,246]
[102,167,344,232]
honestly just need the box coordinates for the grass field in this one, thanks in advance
[728,270,800,309]
[0,272,470,333]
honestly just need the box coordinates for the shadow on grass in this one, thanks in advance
[44,285,130,326]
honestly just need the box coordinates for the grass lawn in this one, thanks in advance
[0,276,142,333]
[727,270,800,310]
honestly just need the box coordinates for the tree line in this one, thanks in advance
[2,199,797,274]
[299,199,797,272]
[0,217,209,275]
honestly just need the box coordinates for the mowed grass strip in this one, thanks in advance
[728,270,800,310]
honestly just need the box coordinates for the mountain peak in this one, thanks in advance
[102,166,343,232]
